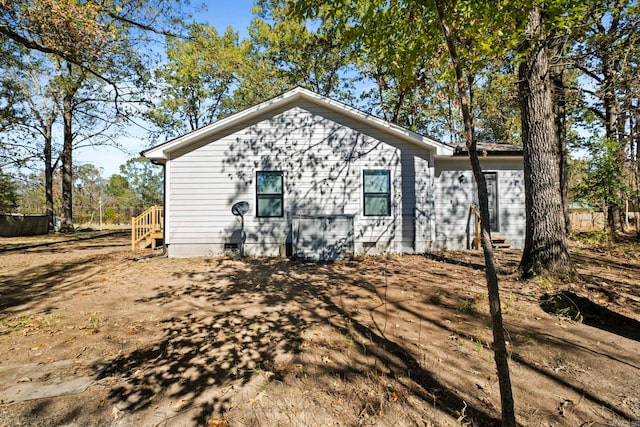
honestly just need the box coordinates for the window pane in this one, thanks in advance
[257,196,282,217]
[364,195,389,216]
[484,172,498,231]
[364,171,389,193]
[257,172,282,194]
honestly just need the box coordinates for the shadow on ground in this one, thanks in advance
[100,257,502,425]
[540,291,640,343]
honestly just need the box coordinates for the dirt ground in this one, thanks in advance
[0,231,639,426]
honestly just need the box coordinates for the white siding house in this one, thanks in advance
[143,87,525,259]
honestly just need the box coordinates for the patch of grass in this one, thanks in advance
[572,230,640,255]
[0,314,64,335]
[472,336,484,353]
[429,290,446,305]
[516,331,538,346]
[456,294,485,314]
[0,316,31,335]
[470,327,490,353]
[456,299,476,313]
[86,312,103,334]
[537,276,554,292]
[305,331,356,354]
[501,292,518,314]
[540,293,584,323]
[573,229,612,245]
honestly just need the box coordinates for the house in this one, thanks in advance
[141,87,525,260]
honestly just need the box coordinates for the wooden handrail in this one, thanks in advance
[470,204,481,250]
[131,205,164,250]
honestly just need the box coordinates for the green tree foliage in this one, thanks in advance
[0,0,190,85]
[118,157,163,208]
[575,137,631,217]
[72,163,105,224]
[105,174,137,208]
[474,67,521,145]
[13,170,49,214]
[101,173,140,223]
[364,80,461,141]
[224,0,357,113]
[252,1,356,98]
[148,24,247,140]
[0,169,18,212]
[570,0,640,232]
[1,0,190,230]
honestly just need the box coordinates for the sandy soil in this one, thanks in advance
[0,231,639,426]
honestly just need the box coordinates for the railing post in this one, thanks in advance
[475,212,481,250]
[131,216,136,250]
[470,204,481,250]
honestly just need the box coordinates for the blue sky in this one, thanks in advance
[75,0,258,177]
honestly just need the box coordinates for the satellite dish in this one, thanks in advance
[231,202,249,258]
[232,201,250,217]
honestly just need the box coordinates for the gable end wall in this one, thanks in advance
[165,102,433,257]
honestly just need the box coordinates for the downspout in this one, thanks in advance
[133,161,167,261]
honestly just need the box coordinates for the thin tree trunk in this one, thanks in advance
[518,7,571,277]
[435,4,516,425]
[602,47,626,233]
[635,105,640,238]
[44,127,54,232]
[60,91,74,233]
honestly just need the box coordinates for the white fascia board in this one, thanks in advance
[311,91,454,156]
[142,89,306,161]
[433,155,524,161]
[143,86,455,160]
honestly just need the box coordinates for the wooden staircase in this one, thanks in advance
[131,205,164,250]
[490,236,511,249]
[470,205,511,250]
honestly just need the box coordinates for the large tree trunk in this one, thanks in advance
[518,7,571,277]
[60,90,74,233]
[549,39,570,235]
[435,4,516,425]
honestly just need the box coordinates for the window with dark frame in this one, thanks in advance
[363,170,391,216]
[256,171,284,217]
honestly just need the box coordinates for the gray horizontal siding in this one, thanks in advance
[163,101,523,256]
[432,158,525,250]
[165,103,430,254]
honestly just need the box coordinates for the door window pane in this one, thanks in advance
[484,172,498,232]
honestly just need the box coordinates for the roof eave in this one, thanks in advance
[434,153,524,161]
[142,87,456,159]
[142,89,308,161]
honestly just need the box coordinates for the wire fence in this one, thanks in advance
[73,206,149,226]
